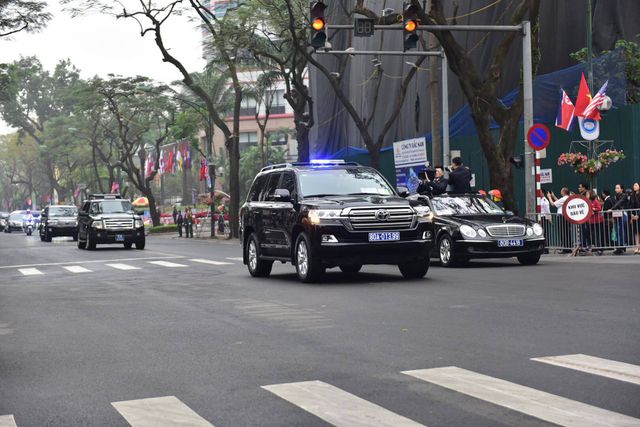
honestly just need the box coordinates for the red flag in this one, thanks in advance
[574,73,599,119]
[555,89,575,131]
[111,181,119,194]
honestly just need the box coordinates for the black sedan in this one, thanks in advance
[425,194,545,266]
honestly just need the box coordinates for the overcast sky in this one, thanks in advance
[0,0,206,134]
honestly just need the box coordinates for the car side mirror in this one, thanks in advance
[505,210,514,216]
[397,186,409,198]
[274,189,292,202]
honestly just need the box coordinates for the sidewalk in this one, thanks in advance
[541,252,640,264]
[148,232,239,245]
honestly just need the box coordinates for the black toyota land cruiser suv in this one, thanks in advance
[77,194,145,250]
[240,162,434,282]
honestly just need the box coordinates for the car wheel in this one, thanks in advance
[339,264,362,274]
[72,234,78,242]
[86,232,96,250]
[45,229,52,242]
[40,231,45,242]
[77,236,86,249]
[517,252,541,265]
[438,235,466,267]
[294,233,324,283]
[135,240,145,250]
[398,257,430,279]
[246,233,273,277]
[124,242,133,249]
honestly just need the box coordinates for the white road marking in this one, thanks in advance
[0,414,17,427]
[18,268,43,276]
[262,380,424,427]
[148,261,188,268]
[0,256,183,270]
[111,396,214,427]
[532,354,640,386]
[63,265,92,273]
[403,366,640,427]
[226,257,244,261]
[107,263,141,271]
[190,258,233,266]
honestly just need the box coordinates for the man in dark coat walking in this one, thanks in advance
[176,210,183,237]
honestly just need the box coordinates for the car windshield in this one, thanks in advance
[99,200,133,214]
[298,168,395,197]
[431,196,505,215]
[50,207,78,217]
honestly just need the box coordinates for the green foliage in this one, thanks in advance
[147,224,178,233]
[571,37,640,104]
[0,0,51,37]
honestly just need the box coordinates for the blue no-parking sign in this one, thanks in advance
[527,124,551,151]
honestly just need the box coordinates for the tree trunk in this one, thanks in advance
[145,192,161,227]
[295,110,310,162]
[368,145,380,170]
[228,135,240,238]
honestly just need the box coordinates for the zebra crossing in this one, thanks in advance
[3,353,639,426]
[8,257,242,277]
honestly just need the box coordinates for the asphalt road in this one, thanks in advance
[1,231,639,426]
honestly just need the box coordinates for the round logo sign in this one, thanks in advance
[562,195,593,224]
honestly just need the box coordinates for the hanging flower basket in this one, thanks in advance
[557,149,626,177]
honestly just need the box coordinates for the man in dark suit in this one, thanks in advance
[447,157,471,194]
[417,166,448,196]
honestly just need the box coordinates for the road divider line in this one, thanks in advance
[148,261,188,268]
[111,395,214,427]
[63,265,92,273]
[190,259,234,266]
[226,257,244,261]
[262,380,424,427]
[531,354,640,386]
[106,263,141,271]
[18,268,43,276]
[402,366,640,427]
[0,414,17,427]
[0,255,184,270]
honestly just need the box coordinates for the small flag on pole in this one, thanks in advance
[582,80,608,120]
[555,89,576,131]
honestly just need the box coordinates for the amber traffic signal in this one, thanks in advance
[310,1,327,48]
[403,2,419,51]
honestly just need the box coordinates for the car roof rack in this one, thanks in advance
[88,194,123,200]
[260,161,361,172]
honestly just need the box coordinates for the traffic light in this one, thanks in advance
[310,1,327,49]
[403,2,419,51]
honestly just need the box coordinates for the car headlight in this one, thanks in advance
[414,205,434,221]
[134,219,144,228]
[308,209,343,224]
[92,221,104,229]
[460,225,477,238]
[477,229,487,238]
[526,227,534,236]
[533,223,543,236]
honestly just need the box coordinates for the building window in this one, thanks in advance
[267,131,288,146]
[267,89,286,114]
[240,97,257,116]
[239,132,258,150]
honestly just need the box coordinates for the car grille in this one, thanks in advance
[347,206,414,230]
[103,219,133,229]
[486,224,526,237]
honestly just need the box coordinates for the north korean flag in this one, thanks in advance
[555,88,576,131]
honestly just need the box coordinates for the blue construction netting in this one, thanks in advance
[425,48,627,143]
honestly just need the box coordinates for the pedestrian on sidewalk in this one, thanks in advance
[185,207,194,238]
[176,210,183,237]
[172,205,178,224]
[631,182,640,254]
[547,187,572,253]
[611,184,630,254]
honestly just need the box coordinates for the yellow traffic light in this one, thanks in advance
[312,17,325,31]
[404,20,417,32]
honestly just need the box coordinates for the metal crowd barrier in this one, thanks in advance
[528,208,640,253]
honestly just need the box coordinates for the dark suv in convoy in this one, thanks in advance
[240,162,434,282]
[40,205,79,242]
[77,194,145,250]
